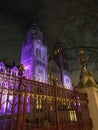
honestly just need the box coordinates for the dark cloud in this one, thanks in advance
[0,13,25,64]
[0,0,98,73]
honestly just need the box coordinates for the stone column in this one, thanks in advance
[78,50,98,130]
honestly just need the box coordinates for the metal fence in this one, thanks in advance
[0,72,92,130]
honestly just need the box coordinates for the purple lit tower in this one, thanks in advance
[20,23,48,83]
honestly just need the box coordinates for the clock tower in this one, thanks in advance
[20,23,48,83]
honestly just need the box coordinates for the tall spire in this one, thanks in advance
[26,17,43,42]
[32,16,39,29]
[53,40,63,82]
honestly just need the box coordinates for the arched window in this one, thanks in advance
[4,81,8,88]
[0,68,4,72]
[10,83,14,90]
[12,71,16,76]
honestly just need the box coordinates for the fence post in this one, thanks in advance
[16,64,25,130]
[16,77,22,130]
[74,87,81,130]
[53,77,59,130]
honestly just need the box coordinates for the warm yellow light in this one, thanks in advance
[36,96,42,109]
[69,110,77,121]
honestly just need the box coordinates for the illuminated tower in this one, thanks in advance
[53,41,64,82]
[53,41,72,89]
[21,23,47,82]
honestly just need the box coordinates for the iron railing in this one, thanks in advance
[0,72,92,130]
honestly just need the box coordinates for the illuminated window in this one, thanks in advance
[36,67,45,82]
[12,71,16,76]
[69,110,77,121]
[7,96,13,112]
[10,83,14,90]
[66,78,69,83]
[36,96,42,109]
[4,81,8,88]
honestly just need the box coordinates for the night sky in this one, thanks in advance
[0,0,98,82]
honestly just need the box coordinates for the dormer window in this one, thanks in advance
[12,71,18,76]
[6,68,10,74]
[12,71,16,76]
[0,62,5,73]
[11,66,18,76]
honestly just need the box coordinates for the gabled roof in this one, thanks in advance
[11,66,19,71]
[0,61,6,68]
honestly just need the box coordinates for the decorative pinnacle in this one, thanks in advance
[78,50,89,74]
[19,64,25,76]
[32,16,38,29]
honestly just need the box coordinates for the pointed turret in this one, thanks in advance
[20,19,47,82]
[53,40,69,81]
[53,40,64,82]
[26,18,43,43]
